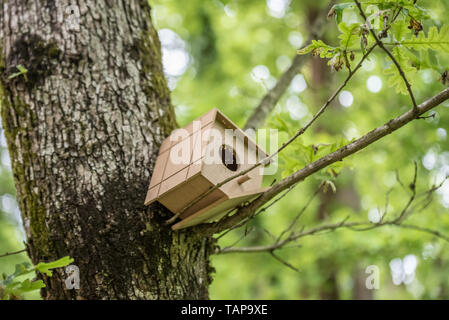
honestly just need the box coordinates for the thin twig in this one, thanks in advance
[219,227,256,252]
[252,183,298,218]
[395,161,418,223]
[262,227,278,241]
[215,184,297,239]
[417,112,436,120]
[354,0,418,112]
[397,224,449,242]
[276,184,322,243]
[395,169,407,192]
[0,248,27,259]
[381,188,393,222]
[270,251,299,272]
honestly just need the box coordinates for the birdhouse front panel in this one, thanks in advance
[144,108,269,230]
[200,118,264,198]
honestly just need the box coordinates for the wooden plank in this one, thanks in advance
[148,150,169,188]
[158,175,217,214]
[144,184,160,206]
[171,187,269,230]
[159,167,189,195]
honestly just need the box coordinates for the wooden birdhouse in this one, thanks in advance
[144,108,268,230]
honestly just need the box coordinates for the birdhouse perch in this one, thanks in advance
[144,108,269,230]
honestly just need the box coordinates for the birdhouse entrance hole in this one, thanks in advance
[220,144,238,171]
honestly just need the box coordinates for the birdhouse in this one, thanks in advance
[144,108,269,230]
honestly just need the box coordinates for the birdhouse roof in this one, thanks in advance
[162,108,268,157]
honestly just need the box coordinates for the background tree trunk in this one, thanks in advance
[0,0,214,299]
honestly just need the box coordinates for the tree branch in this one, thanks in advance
[216,175,449,255]
[217,220,449,254]
[243,0,336,131]
[196,87,449,235]
[217,220,360,254]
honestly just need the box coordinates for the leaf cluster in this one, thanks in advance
[299,0,448,93]
[0,256,73,300]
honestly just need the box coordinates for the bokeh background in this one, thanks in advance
[1,0,449,299]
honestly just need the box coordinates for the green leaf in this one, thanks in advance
[391,20,412,41]
[398,25,449,53]
[16,65,28,73]
[329,3,356,24]
[0,256,73,300]
[365,5,385,31]
[7,64,28,80]
[1,262,34,286]
[418,49,434,70]
[298,40,338,59]
[338,22,361,51]
[271,113,293,135]
[384,47,418,95]
[17,279,45,292]
[325,180,337,193]
[35,256,74,276]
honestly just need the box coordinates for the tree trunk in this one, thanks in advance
[0,0,214,299]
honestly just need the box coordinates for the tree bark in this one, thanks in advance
[0,0,214,299]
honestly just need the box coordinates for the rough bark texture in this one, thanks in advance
[0,0,214,299]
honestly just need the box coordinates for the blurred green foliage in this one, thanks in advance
[0,121,41,299]
[1,0,449,299]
